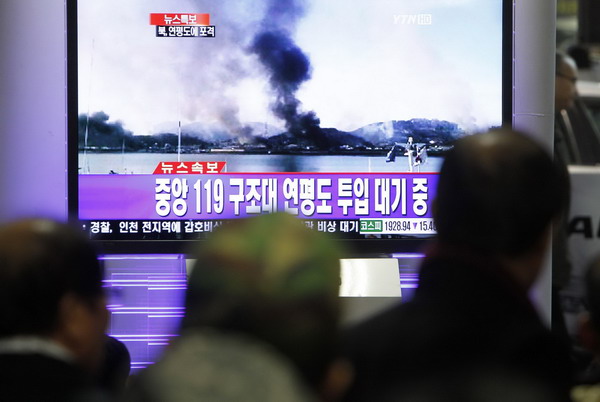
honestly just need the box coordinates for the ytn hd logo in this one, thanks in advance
[393,14,433,25]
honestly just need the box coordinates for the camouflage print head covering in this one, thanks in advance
[183,212,344,388]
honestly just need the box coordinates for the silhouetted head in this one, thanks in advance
[435,129,567,260]
[183,213,343,390]
[555,52,578,112]
[0,219,108,372]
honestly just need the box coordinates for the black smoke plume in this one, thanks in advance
[78,111,209,151]
[250,28,328,148]
[78,111,134,148]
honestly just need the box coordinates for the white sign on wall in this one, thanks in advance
[562,166,600,336]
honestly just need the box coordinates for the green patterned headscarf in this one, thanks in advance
[183,213,344,388]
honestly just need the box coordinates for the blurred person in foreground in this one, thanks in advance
[125,213,351,402]
[343,129,573,401]
[0,219,109,401]
[572,256,600,401]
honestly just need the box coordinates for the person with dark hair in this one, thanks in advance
[0,219,109,401]
[343,129,573,401]
[126,213,351,402]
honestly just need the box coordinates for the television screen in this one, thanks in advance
[68,0,509,253]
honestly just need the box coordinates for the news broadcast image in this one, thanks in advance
[75,0,503,241]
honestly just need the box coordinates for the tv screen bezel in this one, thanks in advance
[66,0,513,256]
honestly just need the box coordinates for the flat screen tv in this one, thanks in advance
[67,0,512,254]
